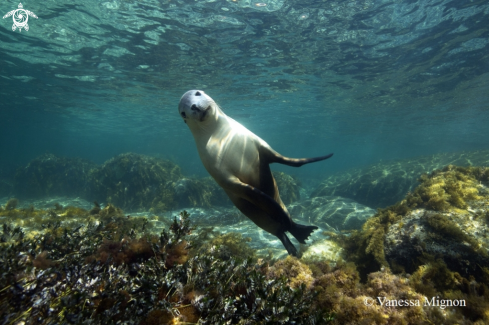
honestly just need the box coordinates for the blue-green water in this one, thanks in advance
[1,2,489,323]
[1,0,488,179]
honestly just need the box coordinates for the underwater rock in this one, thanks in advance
[194,217,291,258]
[3,171,489,324]
[181,206,243,226]
[13,153,97,199]
[337,165,489,287]
[173,177,231,208]
[4,197,18,210]
[175,201,350,260]
[192,231,256,261]
[301,239,343,262]
[312,150,489,208]
[87,153,182,212]
[153,205,341,260]
[384,207,489,278]
[288,196,376,231]
[382,164,489,279]
[272,171,302,205]
[196,208,338,260]
[0,196,92,211]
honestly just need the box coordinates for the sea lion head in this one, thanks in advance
[178,90,217,124]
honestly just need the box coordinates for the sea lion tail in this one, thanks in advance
[289,223,318,244]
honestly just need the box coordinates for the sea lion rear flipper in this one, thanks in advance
[289,222,318,244]
[224,178,292,228]
[277,232,298,257]
[260,145,333,167]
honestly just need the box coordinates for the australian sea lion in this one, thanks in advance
[178,90,333,256]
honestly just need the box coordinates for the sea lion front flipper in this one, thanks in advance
[224,178,292,229]
[260,145,333,167]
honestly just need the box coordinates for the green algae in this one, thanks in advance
[311,151,489,209]
[191,229,256,261]
[4,198,18,210]
[172,177,229,209]
[2,201,487,324]
[426,213,480,252]
[322,164,489,324]
[337,165,488,279]
[0,209,334,324]
[13,153,97,199]
[88,153,181,211]
[2,163,489,324]
[0,202,151,242]
[7,153,234,213]
[406,165,484,212]
[273,171,302,205]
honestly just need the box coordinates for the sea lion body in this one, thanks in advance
[178,90,333,256]
[196,117,286,235]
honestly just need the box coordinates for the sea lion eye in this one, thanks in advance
[181,112,186,118]
[195,91,201,96]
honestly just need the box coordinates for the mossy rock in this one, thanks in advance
[312,150,489,208]
[173,177,230,208]
[13,154,97,199]
[288,196,375,231]
[273,171,301,205]
[87,153,182,211]
[338,164,489,284]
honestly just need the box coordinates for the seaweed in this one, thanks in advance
[87,153,182,211]
[426,213,480,251]
[173,177,230,208]
[4,197,18,210]
[0,209,335,324]
[192,230,256,261]
[272,171,302,205]
[406,165,482,212]
[267,256,314,289]
[13,153,96,199]
[337,165,488,280]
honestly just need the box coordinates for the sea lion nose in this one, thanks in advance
[195,91,201,96]
[191,104,199,111]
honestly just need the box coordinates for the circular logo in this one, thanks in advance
[13,9,28,28]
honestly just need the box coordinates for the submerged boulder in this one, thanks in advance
[311,150,489,208]
[13,154,96,199]
[384,208,489,277]
[87,153,182,212]
[339,165,489,285]
[288,196,375,231]
[273,171,302,205]
[173,177,230,208]
[179,206,243,227]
